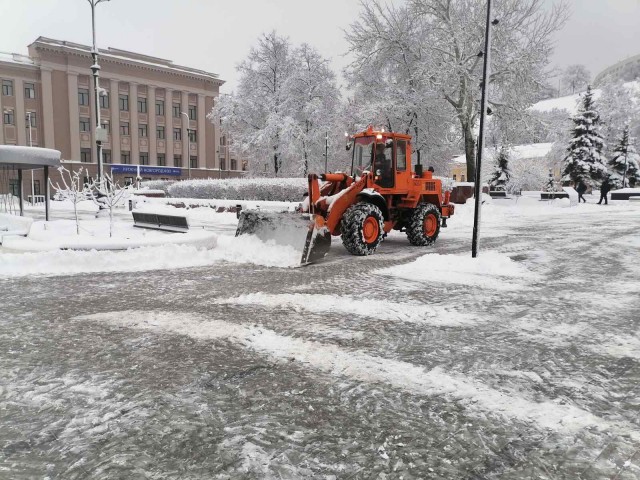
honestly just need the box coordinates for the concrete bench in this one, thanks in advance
[132,212,189,233]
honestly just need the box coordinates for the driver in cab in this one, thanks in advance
[375,142,393,186]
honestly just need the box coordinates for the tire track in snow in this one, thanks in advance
[74,310,634,438]
[210,293,477,327]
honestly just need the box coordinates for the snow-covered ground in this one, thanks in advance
[1,192,639,478]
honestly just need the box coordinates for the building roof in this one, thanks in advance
[0,51,37,69]
[452,143,554,164]
[0,145,61,170]
[29,37,223,84]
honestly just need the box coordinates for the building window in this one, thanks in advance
[33,180,41,196]
[80,148,92,163]
[99,92,109,109]
[80,117,90,132]
[155,99,165,116]
[121,152,131,164]
[157,154,166,166]
[27,112,37,127]
[188,129,197,142]
[461,175,465,182]
[78,88,89,106]
[140,152,149,165]
[139,124,148,138]
[156,125,165,139]
[188,105,197,120]
[2,79,14,96]
[9,179,19,196]
[103,150,112,164]
[172,103,180,118]
[231,159,237,171]
[190,156,198,168]
[101,121,110,134]
[173,128,182,141]
[452,174,457,181]
[124,176,133,186]
[174,154,182,167]
[220,135,226,146]
[220,158,226,170]
[120,122,130,135]
[138,97,147,113]
[119,94,129,111]
[3,110,14,125]
[24,83,35,99]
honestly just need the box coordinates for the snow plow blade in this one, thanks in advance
[235,211,331,265]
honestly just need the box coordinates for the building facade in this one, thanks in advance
[0,37,244,197]
[594,53,640,86]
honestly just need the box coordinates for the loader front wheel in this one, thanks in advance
[341,202,384,256]
[407,203,441,246]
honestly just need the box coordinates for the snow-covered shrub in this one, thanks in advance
[167,178,308,202]
[141,180,174,195]
[489,146,511,191]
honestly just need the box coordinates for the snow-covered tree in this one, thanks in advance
[344,1,457,173]
[51,166,89,235]
[561,64,591,95]
[89,172,128,238]
[403,0,568,180]
[287,43,341,175]
[562,86,608,184]
[598,80,640,159]
[608,125,640,189]
[508,155,549,192]
[489,146,510,191]
[211,32,341,177]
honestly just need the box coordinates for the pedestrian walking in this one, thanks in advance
[598,176,612,205]
[576,180,587,203]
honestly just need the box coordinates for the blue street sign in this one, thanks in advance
[110,165,182,176]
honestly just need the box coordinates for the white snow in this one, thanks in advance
[213,293,476,327]
[452,143,554,165]
[375,251,541,291]
[75,310,623,436]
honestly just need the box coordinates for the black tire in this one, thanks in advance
[407,203,441,246]
[340,202,384,256]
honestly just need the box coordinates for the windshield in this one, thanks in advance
[351,136,375,176]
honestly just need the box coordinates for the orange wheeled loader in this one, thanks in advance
[236,126,455,264]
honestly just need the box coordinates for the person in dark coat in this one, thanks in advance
[598,176,612,205]
[576,180,588,203]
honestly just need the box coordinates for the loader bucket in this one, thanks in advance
[235,211,331,265]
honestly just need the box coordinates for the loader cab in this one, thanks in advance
[350,134,394,188]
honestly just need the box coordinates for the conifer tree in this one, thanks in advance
[562,86,608,185]
[608,125,640,189]
[489,146,510,192]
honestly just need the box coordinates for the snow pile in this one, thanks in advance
[167,177,308,202]
[0,232,301,278]
[0,213,33,239]
[375,251,540,290]
[213,293,476,327]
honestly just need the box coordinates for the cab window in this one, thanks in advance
[396,139,407,171]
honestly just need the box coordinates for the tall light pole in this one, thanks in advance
[180,111,191,179]
[26,112,34,204]
[88,0,110,186]
[324,132,329,173]
[471,0,497,258]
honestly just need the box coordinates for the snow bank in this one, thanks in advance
[375,251,540,290]
[0,213,33,240]
[0,232,300,278]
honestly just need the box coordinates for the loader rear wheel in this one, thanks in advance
[407,203,441,246]
[341,202,384,256]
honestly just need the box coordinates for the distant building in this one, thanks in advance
[0,37,245,196]
[594,53,640,86]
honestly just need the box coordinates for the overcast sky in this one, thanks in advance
[1,0,639,93]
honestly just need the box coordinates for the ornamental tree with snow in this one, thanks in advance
[51,166,90,235]
[489,146,510,191]
[88,172,128,238]
[561,86,608,185]
[608,125,640,189]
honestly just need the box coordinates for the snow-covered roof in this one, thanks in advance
[0,51,37,68]
[452,143,554,164]
[31,37,221,82]
[0,145,61,170]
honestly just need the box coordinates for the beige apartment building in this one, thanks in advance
[1,37,244,197]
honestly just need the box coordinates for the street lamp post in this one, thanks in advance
[180,111,191,179]
[87,0,110,186]
[471,0,497,258]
